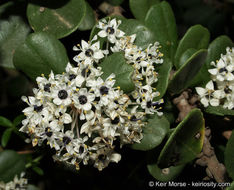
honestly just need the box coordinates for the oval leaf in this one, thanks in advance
[168,49,207,94]
[0,116,13,128]
[178,48,197,69]
[1,128,12,147]
[130,114,170,151]
[145,1,178,59]
[225,131,234,180]
[27,0,86,39]
[174,24,210,69]
[78,2,95,31]
[157,108,205,168]
[129,0,160,21]
[189,35,233,87]
[13,32,69,80]
[205,106,234,116]
[0,16,30,68]
[147,163,185,181]
[0,150,26,182]
[100,52,135,93]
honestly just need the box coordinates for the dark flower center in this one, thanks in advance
[100,86,109,95]
[219,67,227,73]
[58,90,68,99]
[85,49,94,57]
[98,154,106,161]
[79,146,84,154]
[69,74,76,81]
[79,95,88,105]
[81,67,91,77]
[34,105,43,112]
[63,136,71,145]
[147,101,163,109]
[106,27,115,34]
[146,101,152,108]
[15,184,21,188]
[130,115,139,122]
[224,86,232,94]
[45,127,53,137]
[111,117,120,124]
[44,83,51,92]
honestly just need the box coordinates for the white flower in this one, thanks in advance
[51,84,72,106]
[97,18,125,43]
[0,173,28,190]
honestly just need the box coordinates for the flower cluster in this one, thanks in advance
[196,47,234,109]
[0,173,28,190]
[20,18,164,171]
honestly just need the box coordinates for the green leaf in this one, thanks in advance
[32,166,44,176]
[0,116,13,128]
[168,49,207,94]
[178,48,197,69]
[129,0,160,21]
[1,129,12,147]
[130,114,170,151]
[205,106,234,116]
[189,35,233,87]
[225,131,234,180]
[119,19,156,49]
[145,1,177,59]
[226,181,234,190]
[13,32,69,80]
[0,16,30,68]
[153,58,172,100]
[174,24,210,69]
[100,52,135,93]
[147,163,185,181]
[78,2,95,31]
[157,109,205,168]
[13,115,25,127]
[27,0,86,39]
[0,150,26,182]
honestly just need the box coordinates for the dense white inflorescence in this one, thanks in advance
[0,173,28,190]
[196,47,234,109]
[20,18,164,171]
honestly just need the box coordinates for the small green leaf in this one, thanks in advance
[189,35,233,87]
[27,0,86,39]
[1,129,12,147]
[129,0,160,21]
[100,52,135,93]
[147,163,185,181]
[13,115,25,127]
[32,166,44,176]
[205,106,234,116]
[225,131,234,180]
[168,49,207,94]
[13,32,69,80]
[145,1,178,59]
[130,114,170,151]
[174,25,210,69]
[178,48,197,69]
[0,150,26,182]
[157,109,205,168]
[78,2,95,31]
[153,58,172,100]
[0,116,13,128]
[0,16,30,68]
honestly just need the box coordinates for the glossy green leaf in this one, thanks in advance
[145,1,177,59]
[32,166,44,176]
[147,163,185,181]
[27,0,86,39]
[119,19,156,49]
[189,35,233,87]
[1,128,12,147]
[0,150,26,182]
[205,106,234,116]
[13,32,69,80]
[0,116,13,128]
[0,16,30,68]
[157,109,205,168]
[225,131,234,180]
[174,25,210,69]
[168,49,207,94]
[153,58,172,100]
[100,52,135,93]
[129,0,160,21]
[178,48,197,69]
[131,114,170,151]
[78,2,95,31]
[13,115,25,127]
